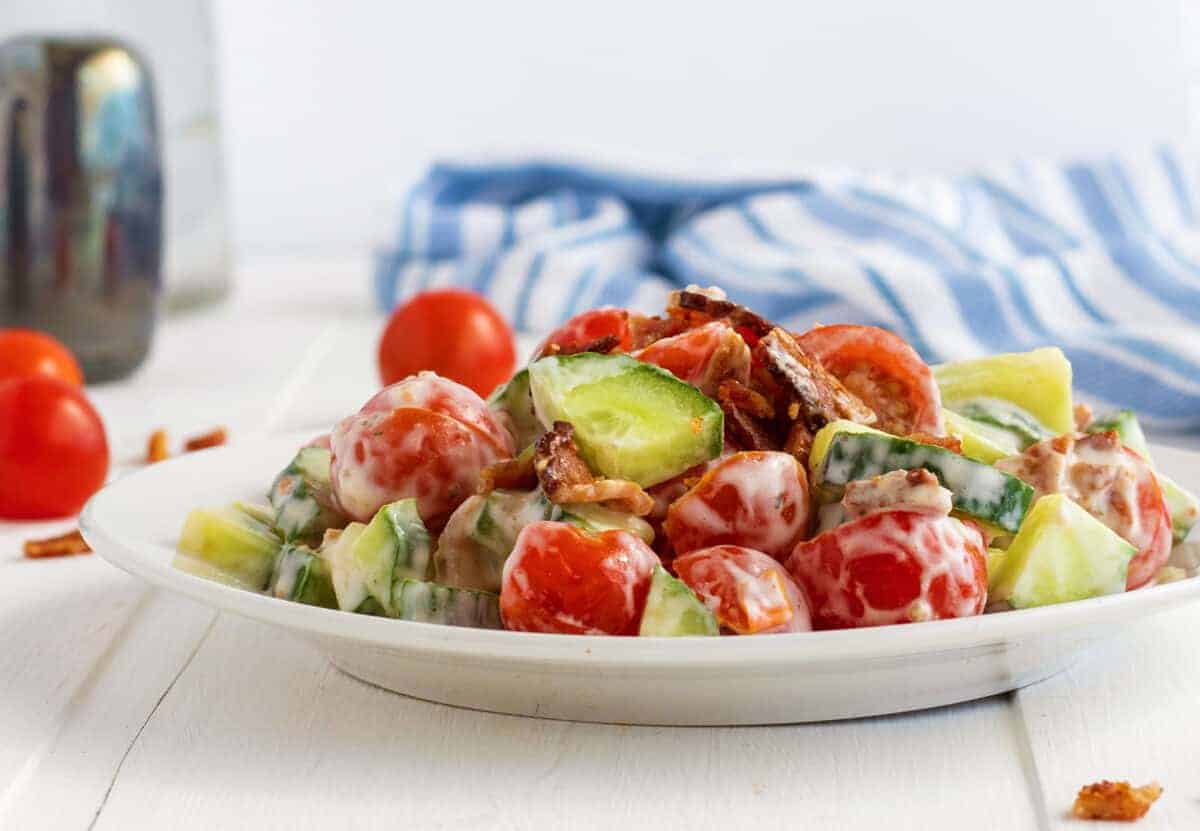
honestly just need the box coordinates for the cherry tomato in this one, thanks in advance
[500,521,659,635]
[329,406,504,529]
[534,308,633,358]
[787,510,987,630]
[634,320,750,395]
[673,545,812,634]
[797,324,943,436]
[361,373,514,457]
[0,328,84,385]
[664,451,812,561]
[0,377,109,519]
[378,289,516,398]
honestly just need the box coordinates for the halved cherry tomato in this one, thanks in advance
[797,324,943,436]
[500,521,659,635]
[360,373,514,457]
[329,406,504,529]
[378,289,516,398]
[673,545,812,634]
[534,307,634,358]
[664,451,812,561]
[786,510,987,630]
[0,377,109,519]
[0,328,84,385]
[633,320,750,395]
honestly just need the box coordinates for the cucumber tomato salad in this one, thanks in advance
[175,287,1200,637]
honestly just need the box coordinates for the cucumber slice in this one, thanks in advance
[807,420,886,486]
[268,447,346,544]
[470,489,557,556]
[638,566,719,636]
[818,431,1034,533]
[233,501,276,526]
[1087,410,1199,541]
[269,543,337,608]
[488,368,543,450]
[990,494,1136,609]
[178,506,282,590]
[528,353,723,487]
[392,579,502,629]
[325,522,369,611]
[950,399,1051,450]
[343,499,434,615]
[560,502,655,545]
[942,409,1023,464]
[934,347,1074,435]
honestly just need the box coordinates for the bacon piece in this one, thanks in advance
[185,427,228,452]
[782,421,814,462]
[147,428,169,463]
[24,529,92,559]
[478,453,538,493]
[630,314,688,350]
[841,469,953,521]
[717,380,778,451]
[756,328,877,432]
[908,431,963,455]
[667,288,775,340]
[538,334,621,359]
[1072,780,1161,821]
[534,422,653,515]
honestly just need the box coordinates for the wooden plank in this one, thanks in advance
[1016,603,1200,828]
[92,613,1039,830]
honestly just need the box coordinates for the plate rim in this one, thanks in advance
[80,433,1200,671]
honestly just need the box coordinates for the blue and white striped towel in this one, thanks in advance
[374,148,1200,433]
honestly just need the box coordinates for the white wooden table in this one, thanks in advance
[2,257,1198,830]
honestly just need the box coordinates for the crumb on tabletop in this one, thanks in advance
[184,427,228,452]
[147,428,169,463]
[24,529,92,559]
[1073,780,1162,821]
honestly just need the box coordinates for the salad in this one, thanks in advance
[174,286,1200,637]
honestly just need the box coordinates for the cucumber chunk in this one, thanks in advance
[341,499,434,615]
[325,522,369,612]
[934,347,1074,435]
[560,502,655,545]
[638,566,719,636]
[392,579,502,629]
[942,409,1022,464]
[818,431,1034,533]
[989,494,1136,609]
[807,420,886,486]
[178,506,282,590]
[470,489,557,557]
[268,447,346,544]
[269,543,337,608]
[950,398,1052,450]
[1087,409,1199,541]
[488,368,543,450]
[528,352,723,487]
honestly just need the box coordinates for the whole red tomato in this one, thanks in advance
[378,290,516,398]
[0,377,109,519]
[0,328,84,386]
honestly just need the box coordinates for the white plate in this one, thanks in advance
[82,432,1200,726]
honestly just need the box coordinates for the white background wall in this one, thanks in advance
[211,0,1192,256]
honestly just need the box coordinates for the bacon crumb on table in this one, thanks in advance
[147,428,170,463]
[24,529,92,559]
[184,427,228,452]
[1072,780,1162,821]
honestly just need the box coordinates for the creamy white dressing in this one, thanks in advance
[271,547,308,599]
[841,469,952,521]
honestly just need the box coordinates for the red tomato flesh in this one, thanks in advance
[378,289,516,398]
[633,320,749,392]
[360,372,514,457]
[664,451,812,561]
[673,545,812,634]
[500,521,659,635]
[0,328,84,386]
[787,510,987,630]
[797,324,943,436]
[0,377,109,519]
[534,307,634,358]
